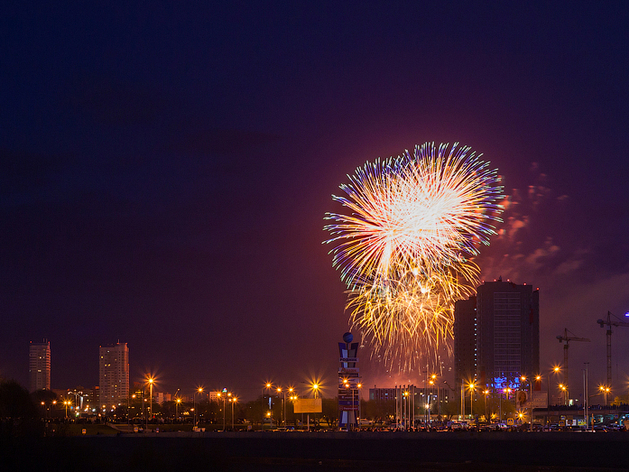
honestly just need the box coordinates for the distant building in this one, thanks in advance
[156,392,172,404]
[454,296,478,387]
[209,391,220,403]
[369,385,451,420]
[454,279,540,391]
[98,342,129,407]
[29,340,51,392]
[369,387,398,402]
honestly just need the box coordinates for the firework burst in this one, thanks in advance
[324,142,503,371]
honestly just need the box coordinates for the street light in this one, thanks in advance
[483,389,490,421]
[545,366,561,429]
[194,387,203,427]
[599,385,611,406]
[276,387,292,427]
[176,398,181,420]
[403,389,412,429]
[430,373,439,417]
[147,377,154,424]
[229,397,238,430]
[467,382,476,420]
[263,382,272,429]
[502,387,511,422]
[558,384,568,405]
[549,366,561,404]
[357,383,362,429]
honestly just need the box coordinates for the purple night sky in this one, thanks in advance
[2,1,629,400]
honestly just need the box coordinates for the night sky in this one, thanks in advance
[2,2,629,401]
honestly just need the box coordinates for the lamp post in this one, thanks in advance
[276,387,291,427]
[276,387,283,426]
[172,388,180,421]
[357,383,362,429]
[502,388,511,422]
[533,375,541,432]
[229,397,237,430]
[176,398,181,421]
[290,393,299,428]
[599,385,610,406]
[263,382,272,429]
[430,374,438,417]
[287,388,293,427]
[309,383,320,432]
[559,384,567,405]
[546,366,560,429]
[194,387,203,427]
[147,378,154,425]
[467,382,476,421]
[217,391,227,431]
[483,389,490,421]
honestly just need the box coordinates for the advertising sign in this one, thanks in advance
[294,398,322,414]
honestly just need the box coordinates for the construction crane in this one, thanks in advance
[597,311,629,389]
[556,328,590,402]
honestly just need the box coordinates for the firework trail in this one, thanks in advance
[324,142,503,371]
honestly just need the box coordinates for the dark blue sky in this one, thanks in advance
[2,1,629,400]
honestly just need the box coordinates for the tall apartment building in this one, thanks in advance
[454,279,539,390]
[98,342,129,407]
[29,340,51,392]
[453,296,477,387]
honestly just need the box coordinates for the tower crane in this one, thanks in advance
[597,311,629,389]
[556,328,590,402]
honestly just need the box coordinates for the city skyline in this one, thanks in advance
[17,275,623,404]
[2,3,629,399]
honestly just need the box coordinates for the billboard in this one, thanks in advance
[293,398,322,414]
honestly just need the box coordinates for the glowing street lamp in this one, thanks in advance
[262,382,273,429]
[467,382,477,419]
[194,387,203,426]
[229,396,238,430]
[176,398,181,420]
[599,385,611,406]
[217,390,230,431]
[357,383,363,428]
[501,387,512,421]
[147,377,154,423]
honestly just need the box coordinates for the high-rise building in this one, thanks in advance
[454,279,539,390]
[98,342,129,407]
[453,296,477,387]
[29,340,51,392]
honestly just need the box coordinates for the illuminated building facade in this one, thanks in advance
[455,279,539,391]
[99,342,129,407]
[29,340,51,392]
